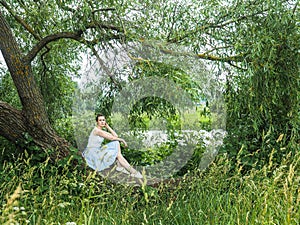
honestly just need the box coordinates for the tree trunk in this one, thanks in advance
[0,11,70,159]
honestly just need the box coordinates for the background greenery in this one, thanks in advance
[0,0,299,224]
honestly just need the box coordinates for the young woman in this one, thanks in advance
[82,113,143,179]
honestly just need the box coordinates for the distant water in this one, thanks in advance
[133,129,226,148]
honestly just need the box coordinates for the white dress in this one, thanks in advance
[82,127,119,171]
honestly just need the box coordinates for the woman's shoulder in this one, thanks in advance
[92,127,104,136]
[92,126,99,132]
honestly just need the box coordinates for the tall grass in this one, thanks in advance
[0,151,299,225]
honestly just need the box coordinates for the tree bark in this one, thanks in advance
[0,11,70,159]
[0,101,25,142]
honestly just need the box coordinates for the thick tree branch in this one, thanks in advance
[25,20,122,63]
[0,101,26,143]
[25,31,84,63]
[132,40,247,70]
[140,40,244,63]
[0,101,70,157]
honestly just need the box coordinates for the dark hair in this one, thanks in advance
[95,113,105,122]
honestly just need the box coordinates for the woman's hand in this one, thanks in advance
[119,138,128,148]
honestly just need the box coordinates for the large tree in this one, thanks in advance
[0,0,299,166]
[0,0,126,158]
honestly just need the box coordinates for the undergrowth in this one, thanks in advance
[0,150,299,225]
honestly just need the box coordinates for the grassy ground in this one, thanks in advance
[0,151,299,225]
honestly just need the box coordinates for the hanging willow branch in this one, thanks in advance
[0,0,42,40]
[89,45,122,90]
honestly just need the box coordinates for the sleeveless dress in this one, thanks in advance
[82,127,119,171]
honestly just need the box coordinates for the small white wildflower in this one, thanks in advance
[61,190,69,195]
[20,206,25,210]
[58,202,71,208]
[66,222,77,225]
[13,206,20,211]
[58,203,65,208]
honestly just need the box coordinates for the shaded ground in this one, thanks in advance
[99,162,165,187]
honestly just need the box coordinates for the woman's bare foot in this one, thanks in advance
[130,171,143,179]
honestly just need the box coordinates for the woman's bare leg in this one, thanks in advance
[115,142,138,174]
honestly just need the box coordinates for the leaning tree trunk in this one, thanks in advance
[0,11,70,159]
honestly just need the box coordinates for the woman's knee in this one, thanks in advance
[109,140,120,147]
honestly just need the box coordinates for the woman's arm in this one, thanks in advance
[95,128,127,147]
[105,123,118,137]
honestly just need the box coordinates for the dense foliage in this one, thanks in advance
[1,0,299,224]
[224,1,300,171]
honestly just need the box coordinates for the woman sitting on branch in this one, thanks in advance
[82,113,143,179]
